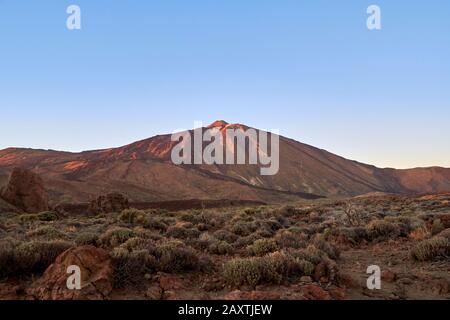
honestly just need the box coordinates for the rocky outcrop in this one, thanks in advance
[1,168,48,213]
[27,246,113,300]
[88,193,129,215]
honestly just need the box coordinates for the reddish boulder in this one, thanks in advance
[1,168,48,213]
[381,269,397,283]
[28,246,113,300]
[301,285,331,300]
[88,193,129,214]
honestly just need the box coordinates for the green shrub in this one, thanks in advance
[166,225,200,239]
[431,219,445,235]
[37,211,59,222]
[411,237,450,261]
[208,240,234,255]
[275,230,307,249]
[247,239,278,256]
[100,227,136,247]
[118,208,146,224]
[26,226,68,240]
[229,221,258,237]
[75,232,99,246]
[366,219,401,240]
[143,216,170,231]
[152,241,200,273]
[213,230,239,243]
[0,239,73,278]
[111,247,157,288]
[223,252,304,288]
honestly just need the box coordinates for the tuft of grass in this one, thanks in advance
[410,237,450,261]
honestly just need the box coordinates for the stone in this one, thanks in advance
[1,168,49,213]
[381,269,397,283]
[27,245,113,300]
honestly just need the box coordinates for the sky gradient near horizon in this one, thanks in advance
[1,0,449,169]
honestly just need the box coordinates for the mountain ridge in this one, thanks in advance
[1,121,450,204]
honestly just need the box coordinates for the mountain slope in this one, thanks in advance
[1,121,449,204]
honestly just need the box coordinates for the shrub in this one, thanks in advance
[431,219,445,235]
[143,216,170,231]
[410,237,450,261]
[229,221,258,237]
[0,240,73,278]
[75,232,99,246]
[366,219,401,240]
[247,239,278,256]
[37,211,59,222]
[26,226,68,240]
[326,227,367,245]
[152,241,200,273]
[111,247,156,288]
[18,214,39,223]
[166,225,200,239]
[223,252,305,288]
[100,227,136,247]
[213,230,239,243]
[311,238,339,260]
[208,240,234,255]
[118,208,146,224]
[409,226,431,241]
[275,230,307,249]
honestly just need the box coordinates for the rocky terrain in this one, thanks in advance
[0,189,448,300]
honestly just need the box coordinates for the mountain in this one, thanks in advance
[1,120,450,205]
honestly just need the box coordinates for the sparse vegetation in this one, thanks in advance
[0,193,449,299]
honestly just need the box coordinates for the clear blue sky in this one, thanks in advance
[1,0,449,169]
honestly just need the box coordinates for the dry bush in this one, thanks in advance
[100,227,136,247]
[118,208,146,224]
[411,237,450,261]
[247,239,278,256]
[208,240,234,255]
[274,230,307,249]
[223,251,312,288]
[409,225,432,241]
[111,247,156,288]
[213,230,239,244]
[0,239,73,278]
[228,221,258,237]
[26,226,68,241]
[75,232,99,246]
[431,219,445,235]
[166,225,200,239]
[151,241,200,273]
[343,202,364,226]
[366,219,402,240]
